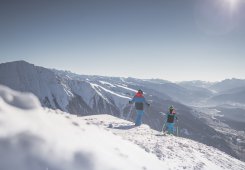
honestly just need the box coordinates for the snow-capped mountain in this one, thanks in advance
[0,60,126,116]
[179,79,245,105]
[209,78,245,93]
[178,80,214,89]
[209,86,245,105]
[0,84,244,170]
[177,80,245,161]
[0,60,244,161]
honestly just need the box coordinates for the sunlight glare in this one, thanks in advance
[224,0,240,11]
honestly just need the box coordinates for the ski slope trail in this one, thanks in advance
[82,115,245,170]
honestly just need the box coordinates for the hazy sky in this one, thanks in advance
[0,0,245,82]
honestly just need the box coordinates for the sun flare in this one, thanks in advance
[225,0,240,10]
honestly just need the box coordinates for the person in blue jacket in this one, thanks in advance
[129,89,150,126]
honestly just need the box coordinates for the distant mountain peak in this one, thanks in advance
[1,60,31,65]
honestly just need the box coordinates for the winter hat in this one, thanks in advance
[169,105,174,111]
[138,89,143,94]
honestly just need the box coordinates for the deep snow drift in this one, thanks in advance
[0,84,244,170]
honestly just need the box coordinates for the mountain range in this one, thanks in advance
[0,60,244,161]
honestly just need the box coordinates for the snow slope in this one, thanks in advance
[0,60,72,111]
[0,61,133,115]
[0,85,244,170]
[82,115,245,170]
[0,85,168,170]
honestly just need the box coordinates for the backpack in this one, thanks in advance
[167,109,176,123]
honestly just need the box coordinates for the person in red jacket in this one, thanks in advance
[129,89,150,126]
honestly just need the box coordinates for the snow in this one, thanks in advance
[68,80,98,108]
[99,80,116,87]
[90,83,109,101]
[0,61,70,111]
[82,115,245,170]
[0,84,245,170]
[0,85,41,110]
[116,84,138,93]
[0,85,165,170]
[0,61,135,113]
[90,82,131,111]
[97,84,130,99]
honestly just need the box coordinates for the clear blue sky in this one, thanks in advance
[0,0,245,82]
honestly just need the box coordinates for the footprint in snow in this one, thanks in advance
[65,115,70,119]
[114,147,128,158]
[72,121,79,127]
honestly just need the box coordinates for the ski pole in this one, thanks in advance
[146,103,150,115]
[162,122,166,133]
[176,120,179,136]
[176,126,179,136]
[161,119,167,133]
[126,104,133,120]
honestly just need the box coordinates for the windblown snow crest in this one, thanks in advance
[0,85,244,170]
[0,85,165,170]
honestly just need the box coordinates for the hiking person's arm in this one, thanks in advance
[129,96,136,104]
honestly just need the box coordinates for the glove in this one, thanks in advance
[129,101,132,104]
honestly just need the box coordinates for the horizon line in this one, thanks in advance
[1,60,244,83]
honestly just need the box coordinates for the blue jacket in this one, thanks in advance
[130,92,149,110]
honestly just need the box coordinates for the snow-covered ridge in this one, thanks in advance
[0,61,135,115]
[0,85,165,170]
[0,85,244,170]
[83,115,245,170]
[0,85,41,110]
